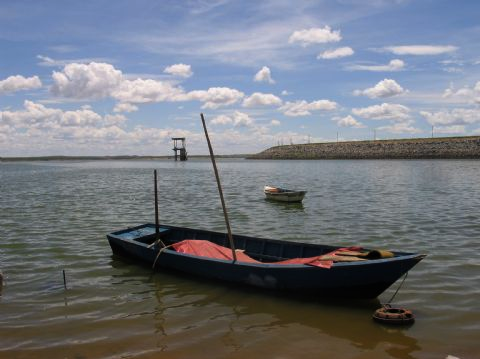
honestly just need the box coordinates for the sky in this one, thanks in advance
[1,0,480,156]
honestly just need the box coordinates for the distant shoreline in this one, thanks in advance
[0,154,248,162]
[2,136,480,161]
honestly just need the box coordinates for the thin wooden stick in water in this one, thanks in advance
[153,170,165,249]
[200,113,237,262]
[63,269,67,290]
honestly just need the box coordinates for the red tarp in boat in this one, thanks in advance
[172,240,362,269]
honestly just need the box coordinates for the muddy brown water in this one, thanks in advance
[0,159,478,358]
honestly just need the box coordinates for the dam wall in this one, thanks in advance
[247,136,480,160]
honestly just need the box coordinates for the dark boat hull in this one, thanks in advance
[107,224,425,299]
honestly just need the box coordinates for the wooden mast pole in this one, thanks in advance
[200,113,237,262]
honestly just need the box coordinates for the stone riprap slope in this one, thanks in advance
[247,136,480,160]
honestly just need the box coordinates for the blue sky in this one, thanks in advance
[1,0,480,156]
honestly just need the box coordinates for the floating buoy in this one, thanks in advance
[372,304,415,325]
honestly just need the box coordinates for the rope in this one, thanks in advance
[147,238,166,249]
[152,243,174,269]
[384,271,408,307]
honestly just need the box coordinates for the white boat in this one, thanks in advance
[264,185,307,203]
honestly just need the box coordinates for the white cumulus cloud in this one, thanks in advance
[113,103,139,113]
[1,100,62,128]
[354,79,406,98]
[103,114,127,126]
[51,62,123,99]
[210,111,254,127]
[231,111,255,127]
[420,108,480,126]
[384,45,457,55]
[210,115,233,126]
[48,62,246,110]
[164,63,193,78]
[288,26,341,47]
[352,103,411,121]
[187,87,244,109]
[242,92,282,107]
[443,81,480,104]
[333,115,365,128]
[112,78,185,103]
[347,59,405,72]
[0,100,124,129]
[433,125,466,134]
[0,75,42,94]
[0,100,225,156]
[280,99,337,117]
[318,47,354,60]
[254,66,275,84]
[378,121,422,134]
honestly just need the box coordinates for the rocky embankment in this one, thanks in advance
[247,136,480,160]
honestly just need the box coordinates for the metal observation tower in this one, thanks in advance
[172,137,187,161]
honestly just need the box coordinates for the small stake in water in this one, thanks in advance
[63,269,67,290]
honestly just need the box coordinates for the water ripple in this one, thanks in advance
[1,159,479,358]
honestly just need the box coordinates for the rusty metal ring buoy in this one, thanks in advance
[372,305,415,325]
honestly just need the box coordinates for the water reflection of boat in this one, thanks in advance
[107,223,425,299]
[264,185,307,203]
[146,274,421,359]
[266,199,305,212]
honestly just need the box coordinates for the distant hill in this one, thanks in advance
[247,136,480,160]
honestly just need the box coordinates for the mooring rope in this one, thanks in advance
[147,237,166,249]
[152,243,174,269]
[384,271,409,307]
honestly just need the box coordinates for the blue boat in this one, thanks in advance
[108,115,425,299]
[107,223,425,299]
